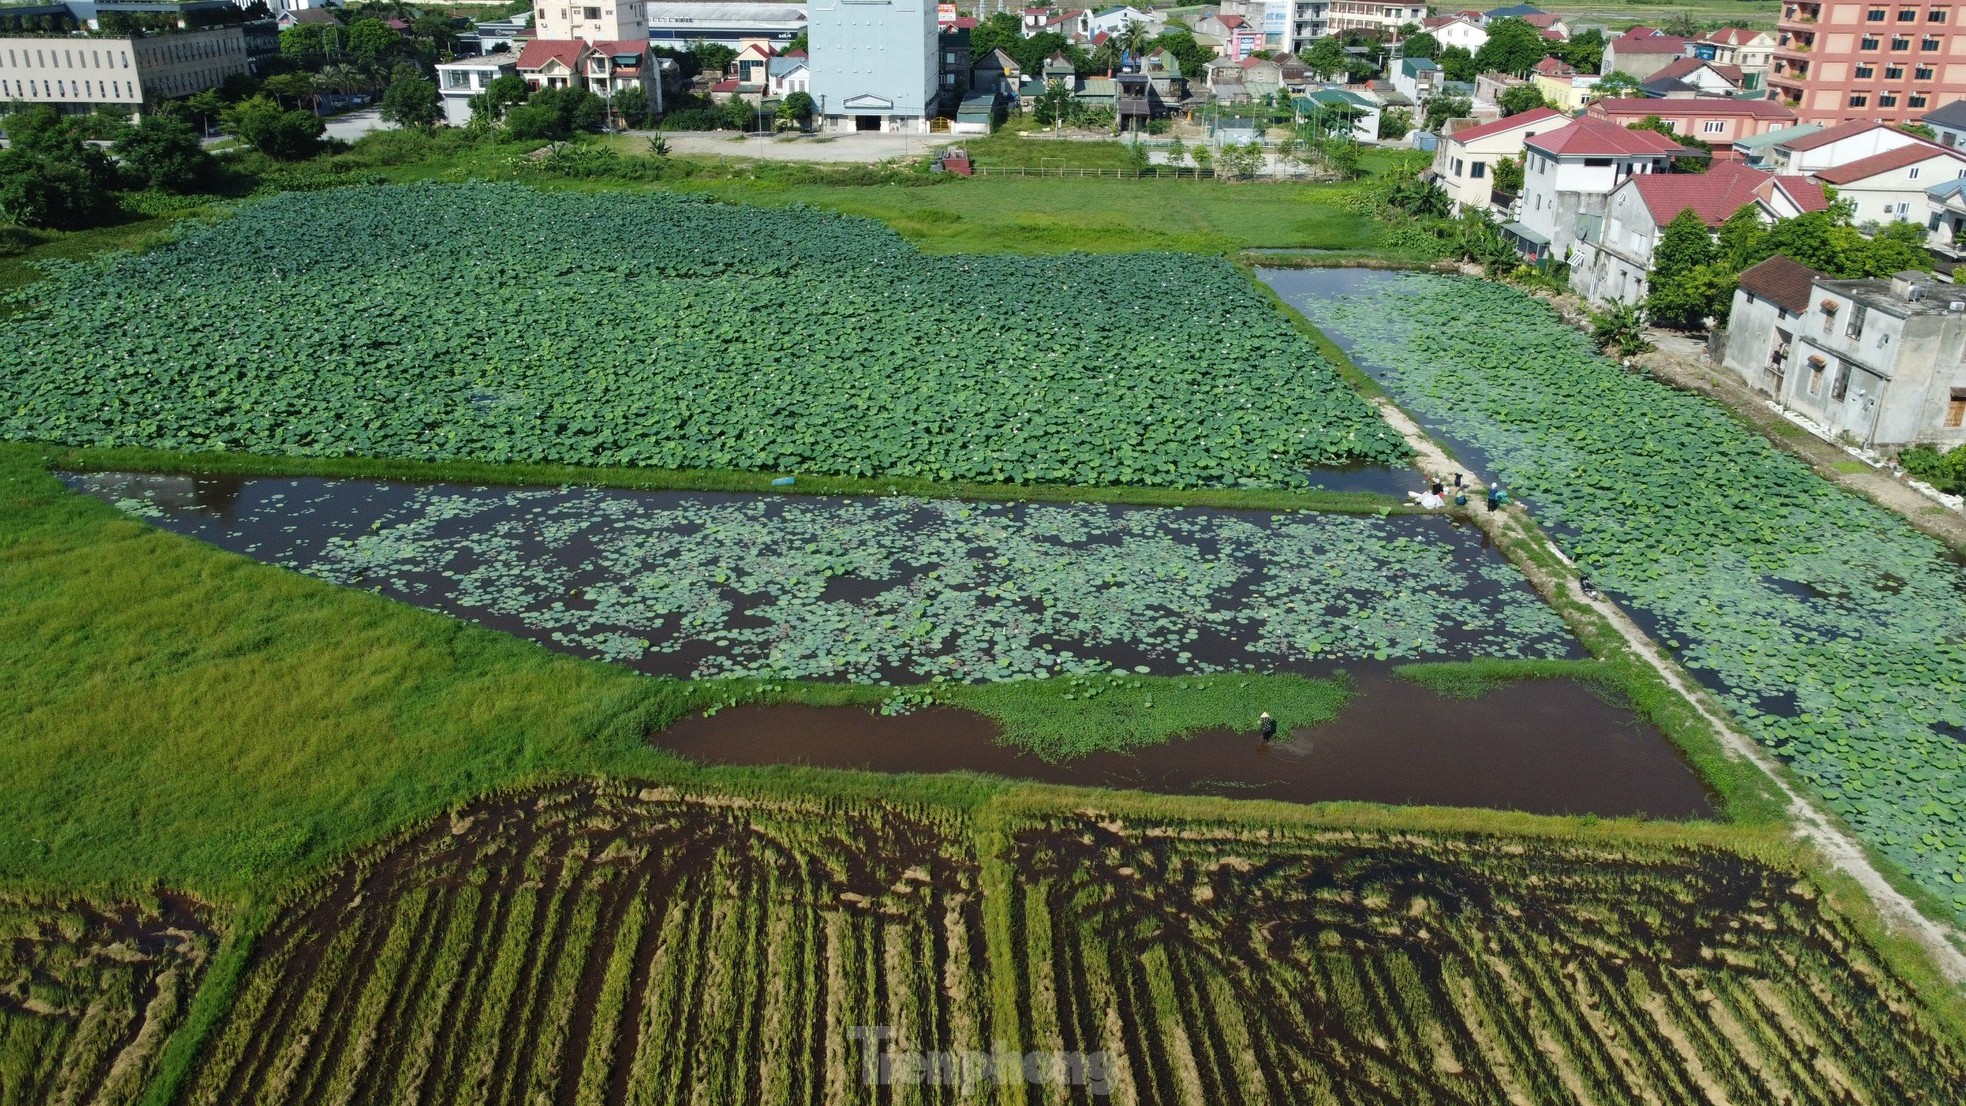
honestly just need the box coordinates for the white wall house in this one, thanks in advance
[809,0,937,132]
[1764,120,1921,175]
[435,54,517,126]
[533,0,647,42]
[0,27,248,109]
[1923,99,1966,150]
[1088,4,1147,37]
[1569,163,1826,306]
[1725,265,1966,450]
[1421,14,1487,52]
[1508,117,1684,264]
[1430,106,1563,214]
[1814,142,1966,227]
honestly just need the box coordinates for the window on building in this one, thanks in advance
[1883,92,1901,106]
[1858,63,1876,76]
[1846,303,1868,340]
[1862,34,1881,47]
[1704,120,1726,133]
[583,6,600,17]
[1850,92,1870,107]
[1911,165,1924,178]
[1887,63,1905,77]
[1471,161,1486,178]
[1452,157,1463,175]
[1947,388,1966,427]
[1912,92,1931,107]
[1917,64,1936,78]
[1810,362,1826,390]
[1868,5,1887,18]
[1832,363,1853,400]
[1900,5,1918,17]
[1922,35,1940,48]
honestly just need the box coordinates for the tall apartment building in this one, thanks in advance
[808,0,936,132]
[1282,0,1330,53]
[0,26,247,111]
[533,0,647,42]
[1325,0,1426,35]
[1769,0,1966,125]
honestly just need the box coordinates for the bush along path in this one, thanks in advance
[1292,282,1966,983]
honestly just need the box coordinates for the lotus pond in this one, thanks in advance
[1269,267,1966,920]
[71,472,1577,684]
[0,183,1409,487]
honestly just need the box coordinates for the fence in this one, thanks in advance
[969,166,1218,179]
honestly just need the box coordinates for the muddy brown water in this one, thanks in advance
[656,671,1717,819]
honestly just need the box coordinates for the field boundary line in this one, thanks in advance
[1367,394,1966,985]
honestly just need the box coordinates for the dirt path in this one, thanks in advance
[1370,396,1966,985]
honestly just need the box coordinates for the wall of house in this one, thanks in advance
[1720,287,1802,395]
[809,0,936,128]
[1769,126,1919,173]
[1601,44,1684,80]
[1840,159,1966,225]
[1569,184,1659,304]
[534,0,647,42]
[1770,0,1966,126]
[0,29,246,108]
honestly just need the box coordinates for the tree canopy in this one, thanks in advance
[1473,18,1551,78]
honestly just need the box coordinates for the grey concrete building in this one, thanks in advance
[0,24,247,111]
[1723,257,1966,450]
[808,0,936,132]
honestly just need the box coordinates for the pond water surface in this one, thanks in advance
[656,670,1716,818]
[71,471,1580,683]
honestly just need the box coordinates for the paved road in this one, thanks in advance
[322,108,398,143]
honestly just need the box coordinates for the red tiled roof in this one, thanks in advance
[1527,116,1689,156]
[709,77,738,92]
[1780,119,1892,151]
[1591,96,1795,121]
[1608,32,1687,53]
[1523,13,1561,26]
[1705,27,1765,46]
[1532,56,1574,76]
[515,39,587,71]
[1814,141,1963,184]
[1737,255,1821,314]
[1540,27,1563,39]
[1218,13,1245,27]
[1649,56,1727,84]
[1629,162,1773,226]
[784,48,807,57]
[1445,105,1564,145]
[594,39,648,56]
[1769,174,1829,213]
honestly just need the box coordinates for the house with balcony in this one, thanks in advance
[1508,116,1690,262]
[1431,105,1565,213]
[1725,264,1966,450]
[1770,0,1966,126]
[1813,140,1966,226]
[1696,27,1773,87]
[435,53,518,126]
[1394,55,1442,104]
[1196,11,1262,58]
[1586,96,1796,146]
[1600,28,1689,80]
[1763,119,1921,174]
[1569,161,1827,304]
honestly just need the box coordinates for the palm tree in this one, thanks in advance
[1117,19,1152,68]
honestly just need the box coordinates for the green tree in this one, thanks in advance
[1145,28,1213,79]
[784,30,808,54]
[1473,18,1549,77]
[1378,106,1413,139]
[1438,45,1477,82]
[1590,301,1652,354]
[347,18,402,64]
[1492,154,1524,194]
[479,74,530,121]
[225,95,326,159]
[1033,78,1073,127]
[1422,95,1472,133]
[1321,137,1360,178]
[1305,37,1346,80]
[379,71,440,127]
[1626,115,1710,172]
[1556,28,1605,72]
[1645,208,1721,329]
[262,72,319,112]
[0,106,113,229]
[1850,220,1934,276]
[1593,70,1642,99]
[183,89,225,136]
[412,11,456,56]
[967,10,1023,57]
[1400,32,1439,59]
[279,23,344,68]
[1715,204,1768,270]
[777,89,814,131]
[112,115,214,191]
[1191,142,1213,176]
[692,40,736,75]
[505,87,610,140]
[1497,84,1547,116]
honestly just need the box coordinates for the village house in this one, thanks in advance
[1637,56,1744,98]
[1195,11,1262,58]
[1921,99,1966,150]
[1431,105,1566,213]
[1696,27,1773,87]
[1723,262,1966,451]
[1509,116,1689,263]
[1761,120,1921,175]
[1528,55,1596,112]
[1585,97,1797,146]
[1813,141,1966,228]
[1568,161,1827,304]
[1393,55,1442,104]
[1732,123,1822,168]
[766,52,809,99]
[516,38,663,115]
[435,53,518,127]
[1420,13,1487,52]
[1599,27,1689,81]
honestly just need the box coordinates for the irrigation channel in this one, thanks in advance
[69,470,1717,816]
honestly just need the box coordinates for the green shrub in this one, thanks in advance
[1899,443,1966,493]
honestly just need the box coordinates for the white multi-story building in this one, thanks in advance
[1281,0,1328,54]
[434,54,517,127]
[808,0,935,132]
[0,26,247,111]
[1430,106,1564,214]
[533,0,647,43]
[1326,0,1426,35]
[1507,116,1685,265]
